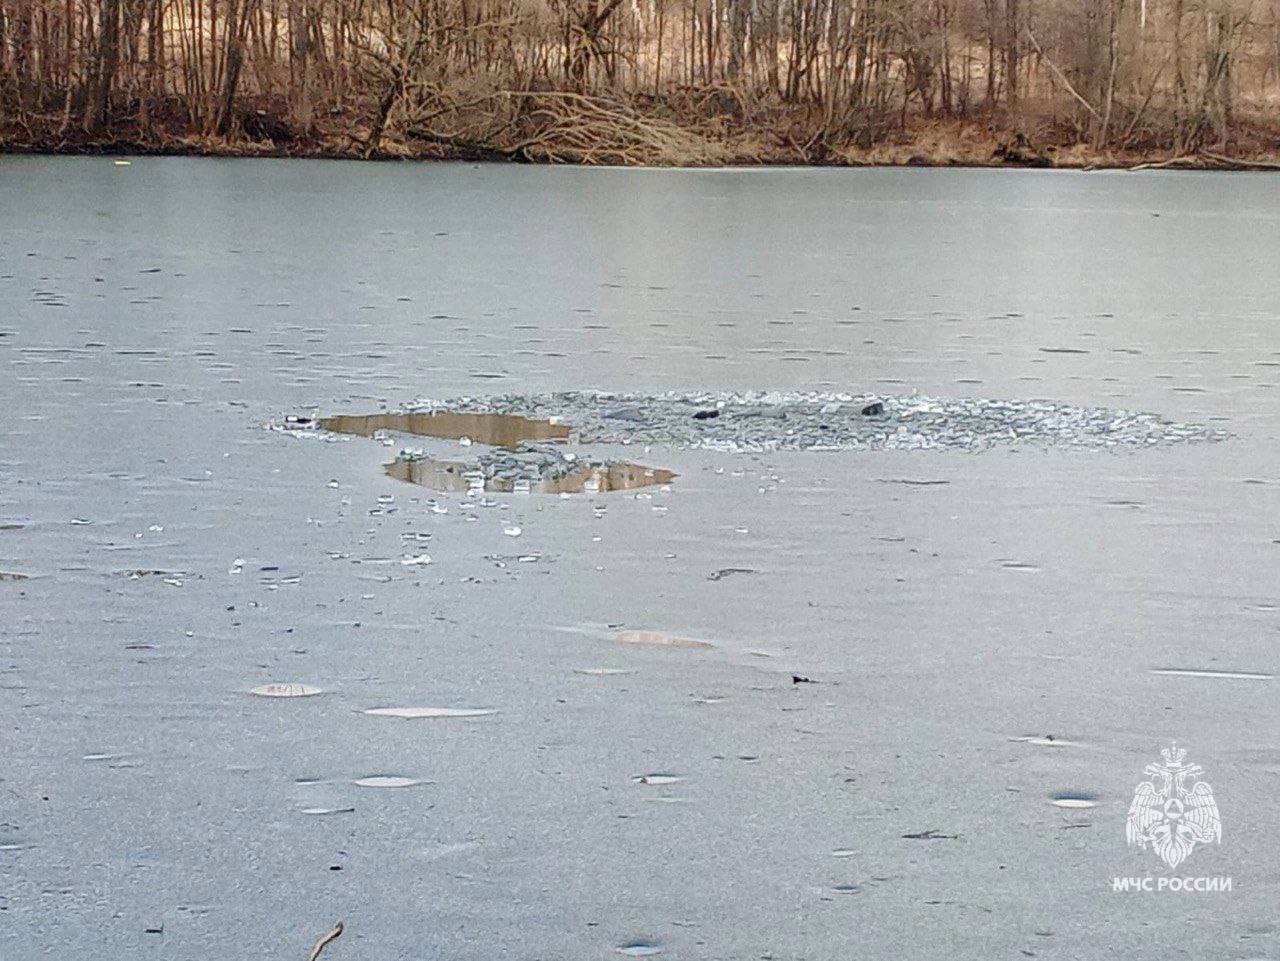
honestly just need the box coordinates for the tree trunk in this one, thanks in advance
[1003,0,1019,115]
[86,0,121,131]
[216,39,244,136]
[288,0,312,132]
[727,0,749,80]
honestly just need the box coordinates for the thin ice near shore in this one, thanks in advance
[398,391,1226,453]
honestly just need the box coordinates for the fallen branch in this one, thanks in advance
[1129,151,1280,171]
[1118,46,1175,150]
[1024,28,1102,122]
[404,127,524,160]
[306,922,344,961]
[1128,154,1200,170]
[498,90,726,165]
[1199,150,1280,170]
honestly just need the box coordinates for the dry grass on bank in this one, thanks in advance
[6,94,1280,170]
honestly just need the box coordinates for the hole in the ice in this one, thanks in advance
[353,775,424,789]
[1050,791,1099,808]
[318,410,675,494]
[385,456,675,494]
[319,411,571,447]
[616,630,714,649]
[250,683,323,698]
[616,940,664,956]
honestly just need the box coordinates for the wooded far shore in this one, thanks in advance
[5,116,1280,169]
[3,0,1280,169]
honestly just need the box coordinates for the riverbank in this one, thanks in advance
[7,113,1280,170]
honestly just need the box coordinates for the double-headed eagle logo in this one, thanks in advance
[1126,743,1221,869]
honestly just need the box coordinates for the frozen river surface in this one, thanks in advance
[2,158,1280,959]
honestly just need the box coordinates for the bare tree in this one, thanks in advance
[2,0,1278,160]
